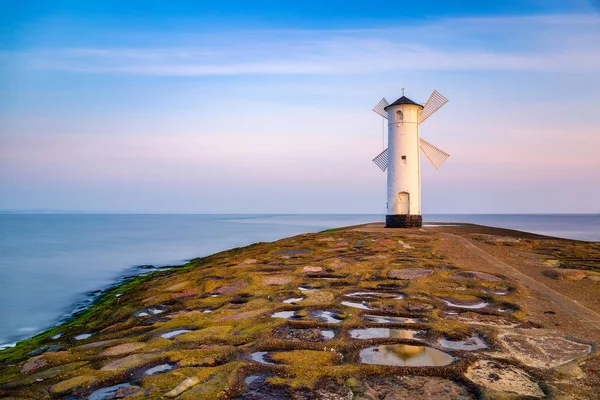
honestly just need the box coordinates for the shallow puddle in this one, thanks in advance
[298,285,318,291]
[360,344,454,366]
[160,329,192,339]
[283,297,304,304]
[88,383,134,400]
[310,310,343,324]
[341,301,372,310]
[364,315,423,324]
[277,327,335,341]
[321,330,335,339]
[74,333,93,341]
[350,328,422,340]
[145,364,174,375]
[271,311,299,320]
[251,351,277,365]
[346,292,399,299]
[442,298,489,309]
[439,335,487,351]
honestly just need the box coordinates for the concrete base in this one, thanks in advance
[386,215,422,228]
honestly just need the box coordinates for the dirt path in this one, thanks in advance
[447,233,600,331]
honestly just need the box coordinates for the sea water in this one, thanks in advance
[0,213,598,347]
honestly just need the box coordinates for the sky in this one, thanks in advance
[1,0,599,214]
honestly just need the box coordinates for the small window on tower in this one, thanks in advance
[396,110,403,121]
[401,155,407,165]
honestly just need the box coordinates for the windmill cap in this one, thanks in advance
[383,96,423,110]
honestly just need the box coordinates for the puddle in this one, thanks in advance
[277,327,335,341]
[271,311,299,320]
[148,308,164,315]
[88,383,136,400]
[251,351,277,365]
[321,330,335,340]
[145,364,174,375]
[135,311,150,317]
[360,344,454,366]
[51,333,63,340]
[364,315,423,324]
[439,335,487,351]
[341,301,372,310]
[242,374,291,399]
[298,285,319,291]
[283,297,304,304]
[160,329,192,339]
[442,299,489,309]
[350,328,422,340]
[346,292,399,299]
[310,310,343,324]
[74,333,93,341]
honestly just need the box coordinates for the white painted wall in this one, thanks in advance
[386,103,422,216]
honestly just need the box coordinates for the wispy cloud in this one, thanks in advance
[4,14,600,76]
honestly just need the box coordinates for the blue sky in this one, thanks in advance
[1,1,599,213]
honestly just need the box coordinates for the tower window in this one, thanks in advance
[401,155,407,165]
[396,110,403,121]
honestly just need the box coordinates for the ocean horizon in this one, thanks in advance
[1,213,598,348]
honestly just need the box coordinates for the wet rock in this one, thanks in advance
[263,276,293,286]
[541,268,587,281]
[214,280,247,295]
[165,376,201,398]
[446,312,519,328]
[20,358,47,373]
[497,330,591,368]
[49,375,97,394]
[353,376,474,400]
[450,271,502,282]
[303,266,323,273]
[27,344,63,356]
[387,268,433,280]
[100,342,146,357]
[100,353,154,371]
[465,360,544,398]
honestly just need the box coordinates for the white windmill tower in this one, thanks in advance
[371,89,450,228]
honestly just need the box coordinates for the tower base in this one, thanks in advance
[386,215,422,228]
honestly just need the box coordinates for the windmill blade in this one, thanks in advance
[420,138,449,170]
[419,90,448,124]
[372,148,388,171]
[372,98,389,119]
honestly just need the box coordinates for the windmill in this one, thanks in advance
[371,90,449,228]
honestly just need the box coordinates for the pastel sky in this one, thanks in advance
[1,1,599,213]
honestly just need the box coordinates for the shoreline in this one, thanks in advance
[1,222,599,398]
[1,221,595,351]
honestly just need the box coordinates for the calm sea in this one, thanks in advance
[0,213,598,348]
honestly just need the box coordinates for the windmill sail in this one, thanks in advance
[372,148,388,171]
[419,138,449,170]
[419,90,448,124]
[372,98,389,119]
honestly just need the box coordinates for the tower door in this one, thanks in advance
[397,192,409,214]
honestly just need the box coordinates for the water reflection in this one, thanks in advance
[360,344,454,366]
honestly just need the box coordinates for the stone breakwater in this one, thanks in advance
[1,223,599,399]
